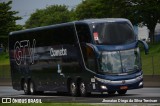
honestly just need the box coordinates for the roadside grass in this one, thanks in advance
[0,52,10,78]
[141,42,160,75]
[0,52,9,65]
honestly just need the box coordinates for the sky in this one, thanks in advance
[1,0,82,25]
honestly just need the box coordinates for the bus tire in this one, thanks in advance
[79,81,87,97]
[23,81,30,95]
[70,81,78,96]
[29,80,37,95]
[117,90,127,95]
[108,91,116,95]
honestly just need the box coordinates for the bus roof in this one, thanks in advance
[9,22,74,36]
[76,18,130,24]
[9,18,130,36]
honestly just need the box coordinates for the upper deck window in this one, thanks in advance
[76,24,91,43]
[91,21,136,45]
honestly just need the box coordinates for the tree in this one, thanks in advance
[75,0,123,20]
[0,1,22,51]
[75,0,125,19]
[126,0,160,43]
[25,5,72,28]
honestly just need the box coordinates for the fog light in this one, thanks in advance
[101,85,107,90]
[139,81,143,86]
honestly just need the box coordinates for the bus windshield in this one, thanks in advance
[92,22,136,45]
[99,48,141,74]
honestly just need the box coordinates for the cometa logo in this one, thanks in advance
[50,48,67,57]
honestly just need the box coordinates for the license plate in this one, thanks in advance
[120,86,128,90]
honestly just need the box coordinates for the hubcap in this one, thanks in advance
[24,83,27,93]
[30,82,34,93]
[71,82,76,94]
[80,83,85,94]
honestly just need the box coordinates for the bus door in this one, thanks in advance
[75,24,97,79]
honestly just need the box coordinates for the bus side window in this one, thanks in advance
[86,46,96,72]
[52,25,76,45]
[76,24,91,43]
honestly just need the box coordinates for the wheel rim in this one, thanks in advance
[71,82,76,95]
[24,82,28,93]
[80,83,86,95]
[30,82,34,94]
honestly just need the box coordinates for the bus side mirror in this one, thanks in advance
[138,40,149,55]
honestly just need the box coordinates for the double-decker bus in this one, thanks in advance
[9,18,148,96]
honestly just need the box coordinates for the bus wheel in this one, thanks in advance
[29,81,36,95]
[23,81,30,95]
[117,90,127,95]
[70,81,78,96]
[108,91,116,95]
[79,81,87,97]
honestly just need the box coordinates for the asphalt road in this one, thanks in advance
[0,86,160,103]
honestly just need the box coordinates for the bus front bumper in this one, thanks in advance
[93,75,143,92]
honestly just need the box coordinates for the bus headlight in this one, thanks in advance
[101,85,107,90]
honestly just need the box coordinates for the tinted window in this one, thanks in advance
[76,24,91,43]
[10,24,76,48]
[92,22,136,45]
[35,24,76,46]
[51,25,76,45]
